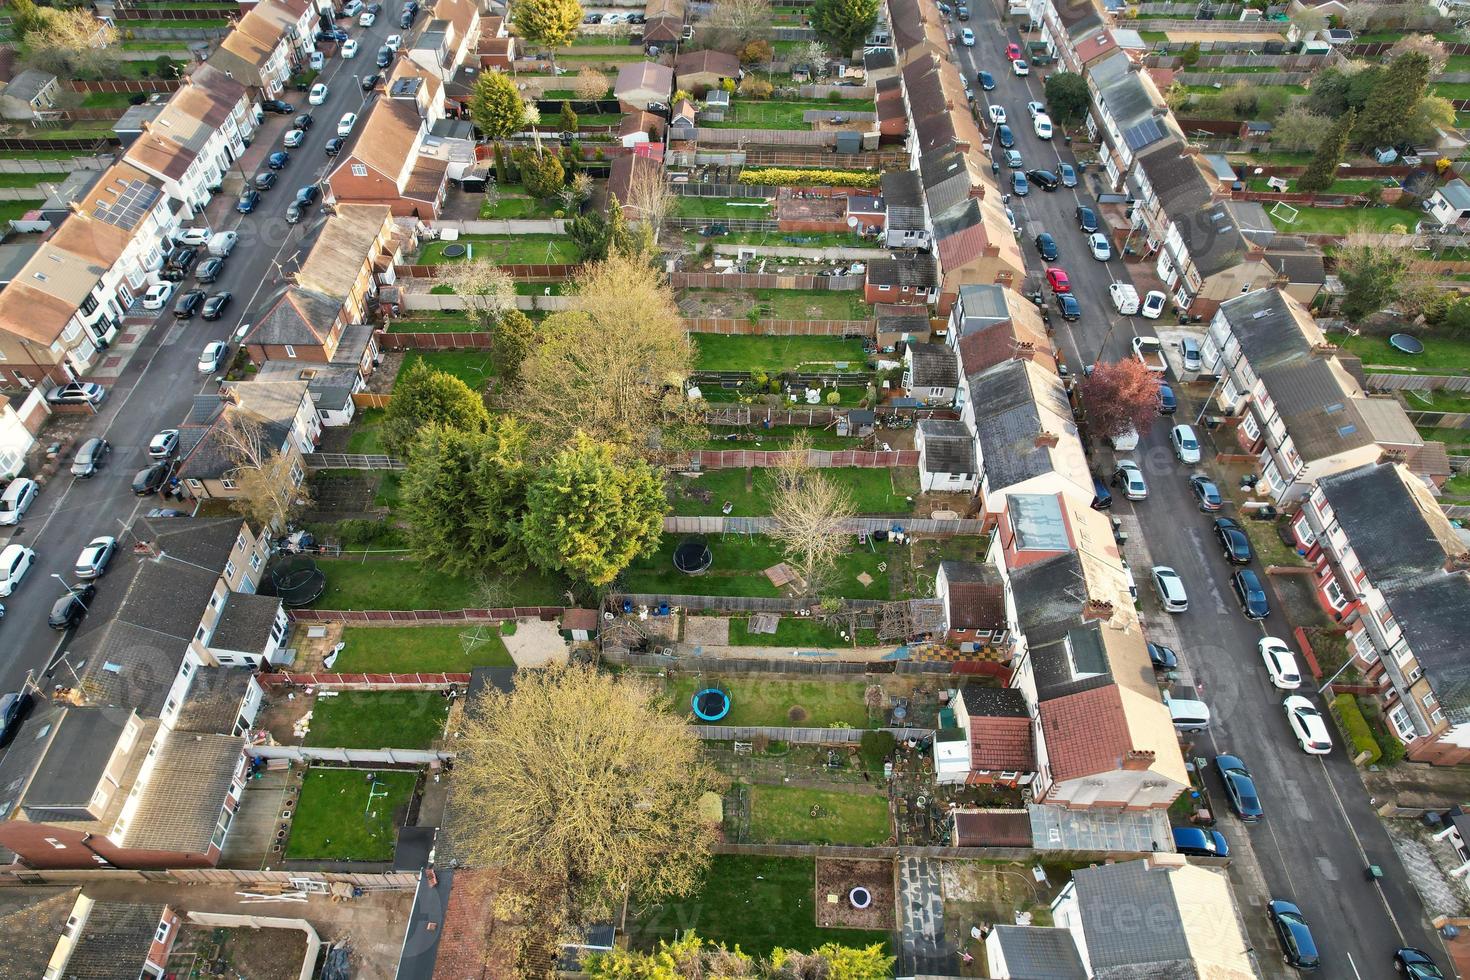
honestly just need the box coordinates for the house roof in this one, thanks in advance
[1216,287,1321,368]
[919,148,982,217]
[1137,140,1213,217]
[607,152,664,214]
[874,304,929,334]
[210,591,282,653]
[967,704,1034,771]
[1440,178,1470,211]
[1038,684,1134,783]
[881,168,923,212]
[990,926,1087,979]
[422,870,519,980]
[249,288,342,347]
[119,732,244,852]
[226,378,309,427]
[173,667,254,735]
[941,560,1004,628]
[404,155,450,204]
[256,359,361,411]
[0,887,81,978]
[217,17,277,70]
[918,419,976,475]
[619,109,665,138]
[968,359,1088,496]
[614,61,673,98]
[297,205,390,298]
[14,705,130,812]
[868,253,938,289]
[955,297,1053,377]
[1264,242,1326,285]
[345,97,424,186]
[64,901,167,979]
[953,808,1032,847]
[674,49,739,78]
[908,343,957,387]
[4,69,55,104]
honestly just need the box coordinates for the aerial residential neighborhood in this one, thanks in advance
[2,0,1470,975]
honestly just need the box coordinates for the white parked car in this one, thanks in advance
[1114,460,1147,500]
[1087,232,1111,261]
[0,544,35,596]
[343,0,363,13]
[1012,59,1029,76]
[987,104,1006,125]
[142,281,175,310]
[342,38,359,58]
[1032,112,1053,139]
[310,50,325,71]
[1026,100,1045,118]
[1284,695,1333,755]
[1140,289,1167,320]
[337,111,358,136]
[208,230,238,257]
[149,428,180,459]
[309,82,330,105]
[1151,565,1188,613]
[960,28,975,45]
[1171,424,1201,464]
[198,341,228,374]
[385,33,402,48]
[0,479,37,527]
[359,10,376,25]
[1259,637,1302,690]
[75,536,117,580]
[175,226,211,246]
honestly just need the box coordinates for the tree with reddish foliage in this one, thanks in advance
[1082,358,1162,438]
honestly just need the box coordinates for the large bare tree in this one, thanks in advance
[705,0,773,42]
[765,432,855,594]
[454,664,720,942]
[436,256,516,330]
[215,410,312,533]
[625,163,675,247]
[506,252,699,456]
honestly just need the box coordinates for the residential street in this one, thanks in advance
[0,6,409,698]
[952,11,1439,978]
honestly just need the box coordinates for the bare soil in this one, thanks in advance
[168,922,309,978]
[815,857,896,931]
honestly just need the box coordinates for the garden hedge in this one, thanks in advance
[738,167,881,189]
[1331,693,1382,764]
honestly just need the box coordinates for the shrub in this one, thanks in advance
[824,389,840,404]
[1331,693,1382,764]
[737,167,880,188]
[739,76,774,99]
[326,519,403,548]
[827,90,843,102]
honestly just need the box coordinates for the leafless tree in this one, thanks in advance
[764,432,855,594]
[574,67,610,100]
[437,257,516,330]
[705,0,773,42]
[215,410,312,533]
[557,171,593,215]
[626,163,675,246]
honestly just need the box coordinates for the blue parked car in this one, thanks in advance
[1268,900,1320,971]
[267,150,290,170]
[235,189,260,214]
[1158,380,1177,414]
[977,70,995,90]
[1011,171,1029,197]
[1232,569,1270,619]
[1172,826,1229,858]
[1215,754,1262,822]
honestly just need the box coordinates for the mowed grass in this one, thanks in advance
[1270,204,1420,235]
[333,625,514,673]
[749,785,892,845]
[668,467,915,516]
[666,675,873,726]
[0,171,59,187]
[304,691,450,749]
[618,534,901,599]
[286,768,417,861]
[398,350,496,394]
[311,559,570,609]
[478,193,561,219]
[672,195,772,218]
[693,334,869,373]
[345,408,385,454]
[632,855,893,957]
[0,200,43,222]
[419,234,580,264]
[1331,331,1470,376]
[700,99,876,130]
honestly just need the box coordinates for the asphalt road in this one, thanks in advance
[948,12,1440,979]
[0,4,411,694]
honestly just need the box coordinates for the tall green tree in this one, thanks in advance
[1336,239,1410,322]
[567,209,611,261]
[521,433,668,586]
[1297,107,1355,193]
[1353,52,1430,150]
[401,420,528,575]
[489,309,543,385]
[512,0,583,71]
[1042,72,1089,124]
[558,100,578,133]
[8,0,44,37]
[382,360,490,456]
[469,70,526,142]
[809,0,878,55]
[521,148,565,198]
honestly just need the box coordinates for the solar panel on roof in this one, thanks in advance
[92,179,161,229]
[1121,117,1164,151]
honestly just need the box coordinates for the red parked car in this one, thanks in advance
[1006,42,1023,60]
[1045,267,1071,293]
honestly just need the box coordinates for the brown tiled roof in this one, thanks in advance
[562,608,599,632]
[953,809,1031,847]
[943,561,1005,628]
[404,156,449,204]
[431,870,518,979]
[1411,440,1452,482]
[1038,685,1131,784]
[970,714,1035,771]
[339,98,422,185]
[957,318,1053,376]
[0,887,81,977]
[674,49,740,79]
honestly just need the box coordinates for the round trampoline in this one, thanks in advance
[673,536,712,575]
[692,688,731,722]
[1389,333,1424,355]
[271,556,326,607]
[849,887,872,910]
[441,243,467,259]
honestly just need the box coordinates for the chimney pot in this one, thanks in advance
[1123,749,1156,771]
[1082,598,1114,622]
[1445,552,1470,574]
[1034,431,1059,448]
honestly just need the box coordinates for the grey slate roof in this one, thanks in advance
[1216,288,1310,368]
[332,322,376,366]
[0,887,81,978]
[19,706,129,813]
[919,148,975,217]
[917,419,975,474]
[959,684,1027,718]
[881,170,925,231]
[875,305,930,335]
[1072,859,1191,971]
[908,343,957,388]
[967,359,1075,493]
[173,666,254,734]
[1176,200,1251,278]
[954,283,1010,332]
[990,925,1088,979]
[1440,178,1470,211]
[868,253,937,288]
[1008,553,1117,702]
[1138,141,1213,217]
[255,359,361,414]
[4,69,55,105]
[120,731,243,852]
[248,287,341,346]
[63,901,166,979]
[210,591,282,653]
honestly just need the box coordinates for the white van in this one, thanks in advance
[1165,693,1211,733]
[1109,427,1139,451]
[1109,282,1139,315]
[0,478,37,526]
[1033,112,1053,139]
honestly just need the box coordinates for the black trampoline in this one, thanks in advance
[441,242,467,259]
[673,536,712,575]
[271,555,326,606]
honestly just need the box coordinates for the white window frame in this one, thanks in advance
[1389,704,1417,742]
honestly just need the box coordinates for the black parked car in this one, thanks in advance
[1026,168,1060,191]
[398,8,414,27]
[995,124,1014,148]
[173,289,205,318]
[0,691,34,749]
[1232,569,1271,619]
[47,584,96,631]
[201,291,233,321]
[132,461,171,496]
[295,185,320,206]
[268,150,290,169]
[376,45,394,67]
[236,189,261,213]
[1147,641,1178,671]
[294,112,314,130]
[1054,292,1080,321]
[254,171,278,191]
[1157,380,1177,415]
[285,202,305,224]
[361,72,382,90]
[1076,205,1098,233]
[1034,232,1058,261]
[316,28,349,42]
[261,99,295,114]
[160,245,198,281]
[324,136,345,156]
[1213,517,1252,565]
[195,256,225,283]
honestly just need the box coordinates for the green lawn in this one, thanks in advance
[1444,470,1470,497]
[418,234,580,265]
[672,195,772,218]
[0,149,88,161]
[701,425,861,451]
[680,228,868,248]
[669,467,915,516]
[311,559,570,609]
[618,534,901,599]
[693,334,868,373]
[0,172,56,187]
[631,855,892,957]
[0,200,42,222]
[667,675,873,725]
[333,625,514,672]
[1246,176,1389,196]
[1446,55,1470,72]
[1399,388,1470,414]
[286,768,418,862]
[1331,331,1470,376]
[1433,82,1470,100]
[305,691,450,749]
[479,192,561,219]
[749,784,891,845]
[398,350,496,394]
[685,288,870,321]
[385,311,481,333]
[699,99,875,130]
[80,91,136,108]
[346,408,385,454]
[1269,204,1419,236]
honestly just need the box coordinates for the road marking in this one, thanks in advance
[1345,951,1362,980]
[1316,753,1407,946]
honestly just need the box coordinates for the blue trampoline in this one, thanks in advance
[692,688,731,722]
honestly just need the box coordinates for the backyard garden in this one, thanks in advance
[667,467,918,517]
[331,625,515,673]
[303,691,451,750]
[285,767,419,862]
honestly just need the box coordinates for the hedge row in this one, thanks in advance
[1331,693,1382,764]
[737,167,881,188]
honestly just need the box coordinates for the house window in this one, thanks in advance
[220,477,238,491]
[195,626,208,643]
[929,387,946,397]
[351,163,368,177]
[224,560,236,579]
[1423,692,1438,710]
[1239,413,1260,441]
[250,553,262,571]
[876,284,890,291]
[1322,579,1347,610]
[154,920,171,943]
[1433,709,1446,725]
[1389,704,1417,742]
[284,345,297,358]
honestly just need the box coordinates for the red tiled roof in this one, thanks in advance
[953,809,1031,847]
[1038,685,1131,783]
[431,870,517,979]
[969,715,1034,772]
[957,319,1052,376]
[948,578,1005,630]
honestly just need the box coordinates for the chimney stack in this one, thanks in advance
[1445,552,1470,574]
[1122,749,1156,771]
[1034,431,1059,448]
[1082,598,1114,622]
[1309,342,1340,356]
[1378,448,1408,466]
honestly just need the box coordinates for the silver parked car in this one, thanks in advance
[70,437,110,478]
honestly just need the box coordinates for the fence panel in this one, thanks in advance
[662,515,986,534]
[691,725,932,742]
[695,128,838,147]
[672,182,777,198]
[670,272,862,291]
[248,745,450,763]
[426,218,567,234]
[683,317,874,335]
[671,448,918,468]
[0,155,109,173]
[713,243,887,260]
[66,78,182,94]
[394,262,578,278]
[375,329,493,349]
[306,452,403,470]
[1364,373,1470,392]
[286,606,565,622]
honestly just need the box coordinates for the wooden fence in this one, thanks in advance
[286,607,565,623]
[0,155,109,173]
[114,6,238,19]
[670,272,863,291]
[691,725,933,742]
[66,78,181,93]
[664,515,987,534]
[683,317,875,335]
[1364,373,1470,392]
[673,448,919,468]
[394,262,578,279]
[377,330,491,350]
[0,135,115,152]
[0,868,419,888]
[258,671,468,687]
[351,391,391,409]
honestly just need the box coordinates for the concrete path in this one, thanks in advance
[898,855,951,975]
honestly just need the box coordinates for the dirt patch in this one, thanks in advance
[366,351,405,394]
[168,921,309,977]
[815,858,896,930]
[788,705,808,722]
[682,614,731,647]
